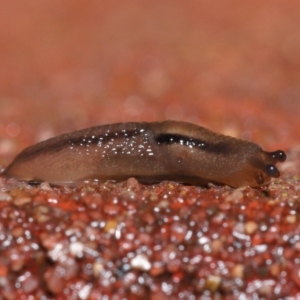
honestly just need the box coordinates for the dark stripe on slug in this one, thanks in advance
[155,133,232,154]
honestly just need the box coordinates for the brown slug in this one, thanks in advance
[2,121,286,188]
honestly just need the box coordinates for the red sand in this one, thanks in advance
[0,1,299,299]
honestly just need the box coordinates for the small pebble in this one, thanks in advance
[245,221,258,235]
[0,192,11,201]
[69,242,84,258]
[205,275,221,292]
[78,283,92,300]
[225,190,243,202]
[231,264,244,278]
[286,214,296,224]
[130,254,151,271]
[13,196,31,206]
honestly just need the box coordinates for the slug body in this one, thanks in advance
[2,121,286,188]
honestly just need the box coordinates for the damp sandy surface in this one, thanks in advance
[0,175,300,299]
[0,1,300,299]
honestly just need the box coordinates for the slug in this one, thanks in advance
[2,121,286,188]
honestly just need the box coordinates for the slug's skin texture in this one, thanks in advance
[2,121,286,188]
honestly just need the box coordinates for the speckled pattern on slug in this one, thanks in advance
[68,127,155,158]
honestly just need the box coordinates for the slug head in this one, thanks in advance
[213,149,287,188]
[244,149,286,187]
[262,149,286,176]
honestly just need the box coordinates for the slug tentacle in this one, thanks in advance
[266,150,287,163]
[265,164,280,178]
[1,120,286,188]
